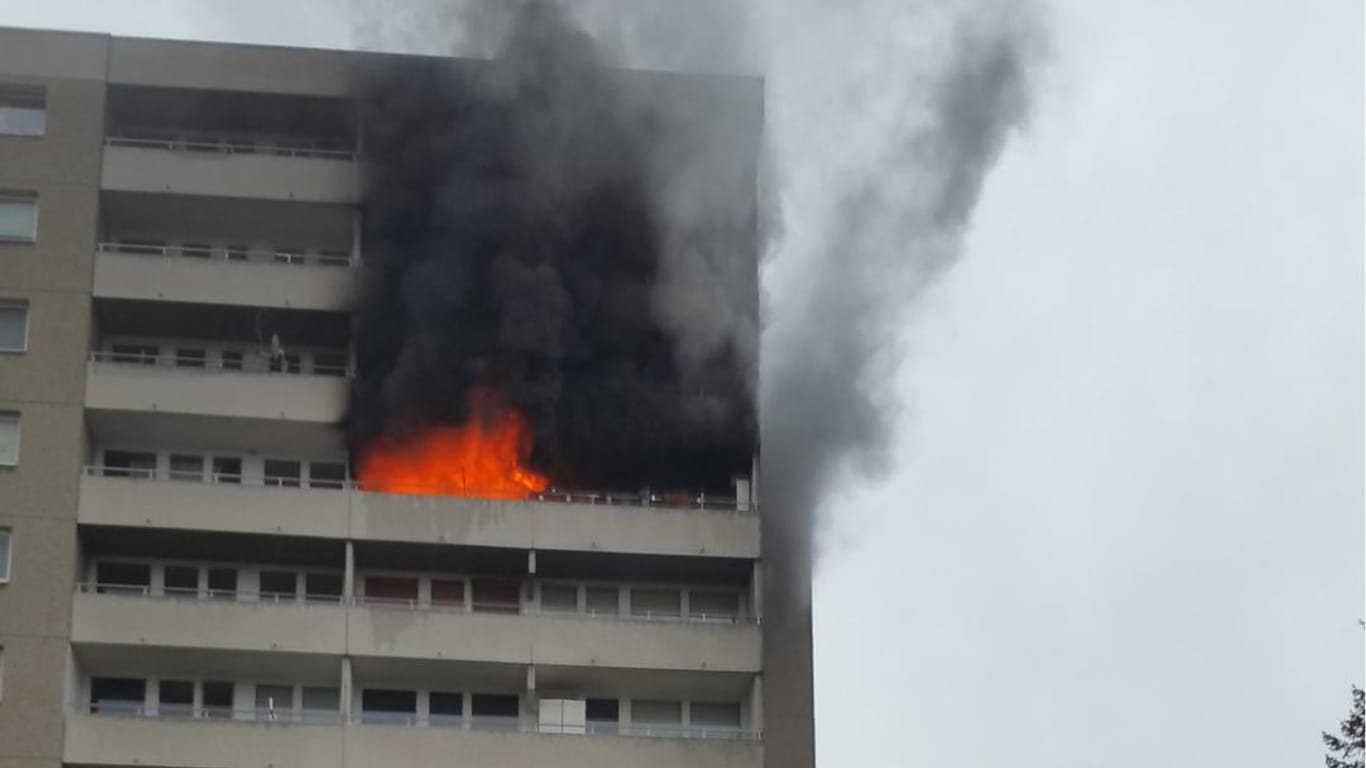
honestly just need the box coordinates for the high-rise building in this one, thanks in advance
[0,25,813,768]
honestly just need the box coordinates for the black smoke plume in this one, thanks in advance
[348,1,757,494]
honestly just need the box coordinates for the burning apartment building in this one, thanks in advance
[0,7,812,768]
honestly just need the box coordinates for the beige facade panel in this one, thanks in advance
[84,362,349,423]
[102,144,361,204]
[0,403,86,519]
[0,79,107,185]
[64,714,345,767]
[94,251,358,312]
[0,516,76,637]
[71,591,348,655]
[78,474,349,540]
[0,184,101,294]
[109,37,355,96]
[349,605,761,672]
[63,713,761,768]
[352,494,761,559]
[0,27,108,80]
[0,636,69,761]
[0,292,92,405]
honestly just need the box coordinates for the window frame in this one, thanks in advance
[0,85,46,138]
[0,412,18,467]
[0,300,28,353]
[0,527,11,583]
[0,193,37,244]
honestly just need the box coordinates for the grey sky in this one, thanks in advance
[2,1,1360,766]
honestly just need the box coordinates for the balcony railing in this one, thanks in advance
[98,241,355,268]
[87,350,353,378]
[106,132,356,161]
[81,463,756,513]
[75,580,756,627]
[77,704,759,740]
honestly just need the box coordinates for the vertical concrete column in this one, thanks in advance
[524,665,537,730]
[343,540,354,600]
[750,561,764,621]
[749,675,764,732]
[340,656,353,722]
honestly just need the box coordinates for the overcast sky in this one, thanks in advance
[2,1,1360,766]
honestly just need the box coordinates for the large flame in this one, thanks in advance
[358,387,549,499]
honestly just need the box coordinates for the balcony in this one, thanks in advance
[77,469,761,558]
[94,241,357,311]
[64,710,762,768]
[101,133,360,203]
[68,581,759,673]
[84,351,349,423]
[71,585,348,656]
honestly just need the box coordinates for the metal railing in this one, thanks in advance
[81,464,756,513]
[79,703,759,741]
[76,582,754,626]
[106,133,356,161]
[97,241,355,268]
[87,350,353,378]
[86,702,342,724]
[76,581,345,605]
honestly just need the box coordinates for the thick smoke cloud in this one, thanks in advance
[349,1,758,494]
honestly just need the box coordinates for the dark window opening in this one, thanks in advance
[586,586,619,616]
[263,459,301,487]
[259,570,298,601]
[312,351,349,377]
[96,561,151,595]
[305,572,343,601]
[169,453,203,482]
[103,450,156,479]
[90,677,145,715]
[207,567,237,599]
[430,691,463,725]
[308,461,346,489]
[361,688,417,724]
[109,343,158,365]
[269,352,302,373]
[221,350,244,370]
[203,680,233,718]
[471,693,519,729]
[181,242,212,259]
[163,565,199,597]
[158,680,194,717]
[430,578,464,608]
[225,244,249,262]
[174,347,206,368]
[364,576,418,605]
[471,580,521,614]
[586,697,619,734]
[211,456,241,483]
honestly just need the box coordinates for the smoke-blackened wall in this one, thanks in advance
[349,1,760,494]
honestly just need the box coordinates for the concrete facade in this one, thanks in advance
[0,25,813,768]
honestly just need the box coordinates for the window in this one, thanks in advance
[203,680,233,718]
[540,583,578,614]
[110,343,158,365]
[0,86,45,136]
[180,242,212,259]
[269,352,301,373]
[690,701,742,731]
[430,691,463,726]
[301,686,340,722]
[304,572,342,602]
[471,693,519,730]
[586,698,619,734]
[90,677,145,715]
[0,193,37,242]
[471,580,521,614]
[103,450,155,479]
[0,301,28,352]
[312,351,349,377]
[263,459,301,487]
[689,590,740,622]
[174,348,205,368]
[255,684,294,720]
[211,456,241,483]
[0,646,4,702]
[586,586,618,617]
[112,239,165,256]
[225,244,249,262]
[96,562,151,595]
[430,578,464,608]
[207,567,237,600]
[361,688,416,725]
[308,461,346,489]
[220,350,243,371]
[0,528,10,583]
[0,412,17,467]
[158,680,195,717]
[273,248,306,265]
[631,700,682,727]
[163,565,198,597]
[169,454,203,481]
[259,570,298,601]
[631,588,681,619]
[364,575,418,605]
[317,250,350,267]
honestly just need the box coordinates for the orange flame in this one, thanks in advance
[358,388,549,500]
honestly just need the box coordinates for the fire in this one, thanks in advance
[358,387,549,500]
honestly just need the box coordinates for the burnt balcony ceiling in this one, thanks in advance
[106,83,355,144]
[93,298,350,348]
